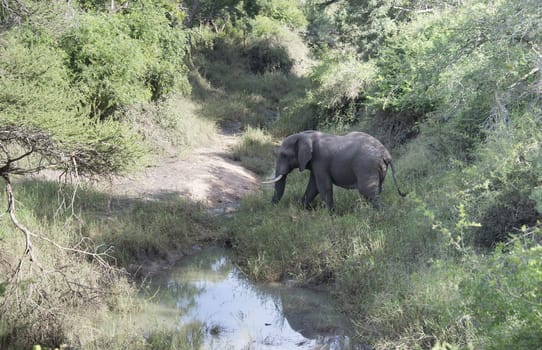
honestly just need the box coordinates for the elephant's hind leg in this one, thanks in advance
[357,178,382,211]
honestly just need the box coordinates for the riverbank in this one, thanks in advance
[0,122,264,349]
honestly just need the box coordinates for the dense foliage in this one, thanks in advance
[0,24,143,177]
[1,0,541,349]
[230,0,542,349]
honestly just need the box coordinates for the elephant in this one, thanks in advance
[263,130,406,211]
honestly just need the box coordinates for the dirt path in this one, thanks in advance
[99,127,261,215]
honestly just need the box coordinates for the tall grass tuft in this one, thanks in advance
[231,127,276,175]
[123,95,217,158]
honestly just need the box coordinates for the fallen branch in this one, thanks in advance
[392,5,434,14]
[508,67,540,90]
[2,174,116,292]
[2,173,38,281]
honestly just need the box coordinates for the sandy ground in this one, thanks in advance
[31,126,261,216]
[98,129,261,215]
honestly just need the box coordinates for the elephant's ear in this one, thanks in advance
[297,136,312,171]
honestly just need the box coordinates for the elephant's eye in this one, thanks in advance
[281,151,293,158]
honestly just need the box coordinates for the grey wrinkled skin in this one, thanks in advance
[270,130,406,211]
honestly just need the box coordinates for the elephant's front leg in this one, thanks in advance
[302,172,319,209]
[315,173,334,211]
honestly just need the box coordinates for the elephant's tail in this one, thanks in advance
[386,159,408,197]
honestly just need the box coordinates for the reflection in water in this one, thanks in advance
[148,246,357,350]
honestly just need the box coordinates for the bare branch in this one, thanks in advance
[507,223,542,246]
[317,0,341,8]
[110,0,129,13]
[0,0,29,28]
[2,173,38,282]
[508,67,540,90]
[392,5,434,14]
[2,169,117,287]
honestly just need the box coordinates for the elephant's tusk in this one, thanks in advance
[261,174,283,184]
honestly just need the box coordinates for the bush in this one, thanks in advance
[60,13,151,119]
[329,0,460,58]
[458,106,542,248]
[272,98,318,136]
[461,240,542,349]
[370,0,541,159]
[308,54,376,127]
[257,0,307,29]
[122,0,191,99]
[0,27,144,177]
[60,3,191,119]
[246,39,293,74]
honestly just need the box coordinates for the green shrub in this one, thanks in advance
[0,27,144,176]
[257,0,307,29]
[329,0,457,59]
[61,3,191,119]
[308,54,376,127]
[456,106,542,248]
[247,14,310,75]
[246,39,293,74]
[370,0,540,159]
[461,240,542,349]
[60,13,151,118]
[122,0,191,99]
[272,98,318,136]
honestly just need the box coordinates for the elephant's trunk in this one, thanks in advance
[272,174,287,204]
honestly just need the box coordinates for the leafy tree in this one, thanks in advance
[331,0,461,58]
[60,13,151,119]
[372,0,541,155]
[0,25,144,266]
[257,0,307,28]
[308,53,376,126]
[119,0,191,99]
[184,0,246,28]
[60,1,191,119]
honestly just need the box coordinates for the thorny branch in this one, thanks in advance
[3,173,37,275]
[508,223,542,246]
[0,128,118,293]
[0,0,29,28]
[2,172,116,280]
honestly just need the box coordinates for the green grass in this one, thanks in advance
[3,2,541,348]
[190,37,312,132]
[227,121,542,349]
[0,179,219,349]
[230,190,461,348]
[231,126,277,175]
[123,94,217,158]
[225,147,488,349]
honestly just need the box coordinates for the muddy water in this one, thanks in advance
[147,246,359,350]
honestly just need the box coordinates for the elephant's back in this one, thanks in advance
[344,132,389,156]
